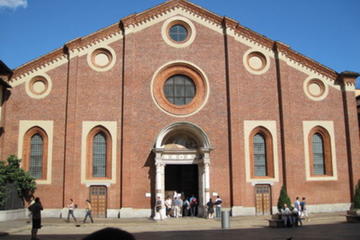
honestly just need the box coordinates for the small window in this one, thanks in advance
[30,134,43,179]
[92,133,107,177]
[164,75,196,106]
[169,24,188,42]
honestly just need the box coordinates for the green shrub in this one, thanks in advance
[0,155,36,209]
[354,179,360,209]
[277,185,291,212]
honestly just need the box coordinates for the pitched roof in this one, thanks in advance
[10,0,341,82]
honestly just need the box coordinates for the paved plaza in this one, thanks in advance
[0,212,359,240]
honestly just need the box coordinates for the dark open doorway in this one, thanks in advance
[165,164,198,200]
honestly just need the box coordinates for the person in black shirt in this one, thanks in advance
[28,197,43,240]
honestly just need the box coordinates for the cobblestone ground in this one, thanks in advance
[0,212,359,240]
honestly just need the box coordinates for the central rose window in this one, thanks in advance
[152,62,209,117]
[164,74,196,105]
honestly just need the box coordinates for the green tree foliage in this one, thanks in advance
[354,179,360,209]
[277,185,291,212]
[0,155,36,209]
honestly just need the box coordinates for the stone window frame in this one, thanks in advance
[308,126,333,177]
[302,121,337,181]
[152,62,208,116]
[249,126,274,179]
[22,127,48,180]
[161,16,196,48]
[86,126,112,180]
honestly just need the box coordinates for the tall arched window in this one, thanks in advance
[87,126,112,179]
[250,127,274,178]
[23,127,48,180]
[309,126,332,176]
[30,134,43,178]
[254,133,266,176]
[93,132,106,177]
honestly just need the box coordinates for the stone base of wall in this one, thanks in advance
[119,208,152,218]
[0,209,26,222]
[232,203,351,216]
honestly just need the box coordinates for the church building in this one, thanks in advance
[1,0,359,218]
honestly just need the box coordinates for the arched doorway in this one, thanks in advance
[153,122,212,218]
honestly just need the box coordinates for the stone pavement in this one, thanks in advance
[0,212,359,240]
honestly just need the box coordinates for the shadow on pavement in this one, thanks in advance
[0,222,359,240]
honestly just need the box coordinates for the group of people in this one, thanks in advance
[280,196,308,227]
[155,193,223,220]
[66,198,94,223]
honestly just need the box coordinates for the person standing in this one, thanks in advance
[27,195,35,224]
[206,198,214,219]
[294,196,301,217]
[182,197,190,217]
[300,197,308,221]
[67,199,77,223]
[215,195,222,218]
[173,197,181,218]
[164,196,172,217]
[28,197,43,240]
[189,195,198,217]
[83,200,94,223]
[155,196,164,220]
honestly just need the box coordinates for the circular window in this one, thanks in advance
[161,16,196,48]
[243,49,270,75]
[169,24,188,42]
[87,46,116,72]
[25,74,52,99]
[151,62,209,117]
[303,77,328,101]
[164,75,196,105]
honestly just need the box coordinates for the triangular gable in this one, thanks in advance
[10,0,346,88]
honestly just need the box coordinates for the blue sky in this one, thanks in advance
[0,0,359,87]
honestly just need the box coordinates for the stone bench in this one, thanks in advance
[269,217,305,228]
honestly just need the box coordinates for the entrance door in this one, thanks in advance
[165,164,198,199]
[89,186,107,218]
[255,184,272,215]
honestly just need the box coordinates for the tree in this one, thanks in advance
[353,179,360,209]
[0,155,36,209]
[277,185,291,212]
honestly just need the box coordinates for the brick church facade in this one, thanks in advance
[1,0,359,218]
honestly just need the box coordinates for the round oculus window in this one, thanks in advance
[164,74,196,106]
[169,24,188,42]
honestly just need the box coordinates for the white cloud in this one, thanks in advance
[0,0,28,9]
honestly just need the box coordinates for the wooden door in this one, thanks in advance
[255,184,271,215]
[89,186,107,218]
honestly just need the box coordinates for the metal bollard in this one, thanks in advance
[221,210,230,229]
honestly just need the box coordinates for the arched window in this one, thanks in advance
[23,127,48,180]
[30,134,43,178]
[93,132,106,177]
[87,126,112,179]
[253,133,266,176]
[309,127,332,176]
[250,127,274,178]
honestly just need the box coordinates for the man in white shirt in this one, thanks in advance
[215,196,222,218]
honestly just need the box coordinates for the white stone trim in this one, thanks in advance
[24,73,52,99]
[303,76,329,101]
[18,120,54,185]
[243,48,271,75]
[150,60,210,118]
[86,45,117,72]
[0,208,26,222]
[243,120,280,183]
[161,15,196,48]
[119,208,152,218]
[303,121,338,181]
[81,121,117,185]
[307,203,350,213]
[231,206,256,216]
